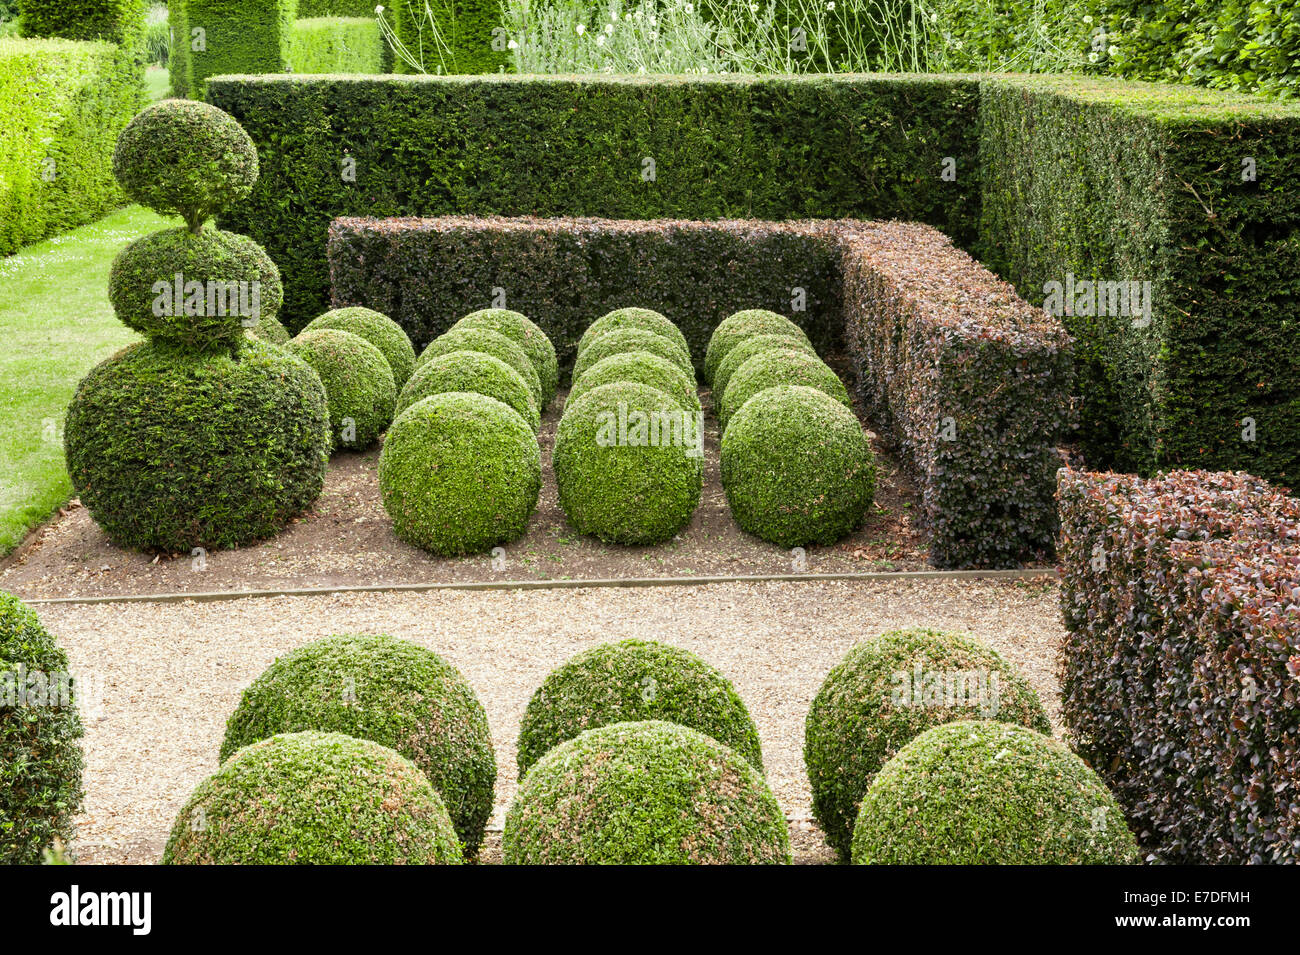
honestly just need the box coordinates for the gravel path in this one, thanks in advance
[40,576,1063,864]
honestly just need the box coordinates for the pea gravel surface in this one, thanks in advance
[43,575,1063,864]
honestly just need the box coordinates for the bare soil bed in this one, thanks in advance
[36,576,1063,865]
[1,382,930,601]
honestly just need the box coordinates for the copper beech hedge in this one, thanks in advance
[328,215,1072,568]
[1058,468,1300,864]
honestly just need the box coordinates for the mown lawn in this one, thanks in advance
[0,205,166,554]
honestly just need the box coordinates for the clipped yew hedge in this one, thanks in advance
[1058,467,1300,864]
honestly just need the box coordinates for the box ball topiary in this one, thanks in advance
[108,227,284,348]
[718,351,851,432]
[851,721,1140,865]
[112,99,259,232]
[64,339,329,552]
[703,309,809,385]
[553,382,703,545]
[414,327,542,408]
[453,309,557,408]
[379,393,541,556]
[162,731,464,865]
[720,386,876,548]
[576,307,690,361]
[250,314,291,346]
[804,627,1052,862]
[0,593,84,865]
[503,721,791,865]
[570,329,694,385]
[569,351,701,417]
[516,638,763,778]
[712,334,817,406]
[303,307,416,390]
[397,351,539,433]
[286,329,396,452]
[220,633,496,858]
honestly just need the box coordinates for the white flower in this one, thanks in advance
[1083,14,1093,24]
[596,34,606,46]
[576,23,585,34]
[375,4,384,13]
[605,22,614,34]
[649,29,658,39]
[826,1,834,9]
[625,12,632,20]
[507,39,518,49]
[649,15,657,26]
[611,10,617,21]
[1088,50,1099,62]
[685,2,693,12]
[1107,44,1118,56]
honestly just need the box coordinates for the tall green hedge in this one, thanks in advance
[389,0,505,75]
[173,0,297,98]
[17,0,145,50]
[289,16,384,73]
[0,38,140,254]
[980,74,1300,486]
[297,0,376,14]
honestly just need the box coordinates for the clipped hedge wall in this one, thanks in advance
[207,73,982,323]
[389,0,506,75]
[844,221,1073,568]
[17,0,145,49]
[288,16,384,74]
[1058,467,1300,863]
[173,0,296,98]
[0,37,141,254]
[980,74,1300,486]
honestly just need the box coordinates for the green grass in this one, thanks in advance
[0,205,168,554]
[145,65,170,102]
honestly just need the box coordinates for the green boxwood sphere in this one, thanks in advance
[569,351,701,417]
[220,634,496,857]
[851,721,1140,864]
[712,334,817,405]
[577,308,690,360]
[162,732,463,865]
[804,627,1052,861]
[112,100,259,230]
[517,639,763,777]
[415,327,542,408]
[503,721,791,865]
[0,594,84,864]
[704,309,809,385]
[64,339,329,551]
[453,309,557,408]
[108,227,284,348]
[398,351,539,433]
[718,351,850,432]
[286,329,396,452]
[304,307,416,390]
[554,382,702,545]
[250,314,290,346]
[379,393,541,556]
[720,386,876,548]
[570,329,694,385]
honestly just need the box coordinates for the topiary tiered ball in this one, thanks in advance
[66,99,329,551]
[303,306,417,389]
[803,627,1052,861]
[851,721,1140,865]
[286,328,396,452]
[453,309,557,408]
[516,639,763,777]
[220,634,496,857]
[162,731,464,865]
[703,309,810,384]
[503,721,791,865]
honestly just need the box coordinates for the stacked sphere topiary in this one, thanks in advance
[720,386,876,548]
[414,326,543,408]
[577,307,691,361]
[286,329,396,452]
[303,306,417,389]
[65,100,329,551]
[398,351,540,432]
[851,721,1140,864]
[503,721,791,865]
[0,593,84,864]
[516,639,763,777]
[803,627,1052,861]
[379,392,541,556]
[453,309,558,408]
[712,333,817,400]
[717,349,851,432]
[703,308,810,385]
[220,634,496,857]
[569,351,701,417]
[570,328,694,384]
[162,732,464,865]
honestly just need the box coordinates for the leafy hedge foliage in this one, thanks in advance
[173,0,295,98]
[65,339,330,551]
[503,721,791,865]
[851,721,1139,865]
[570,351,700,417]
[220,634,496,857]
[288,16,384,74]
[703,308,809,385]
[297,0,375,14]
[716,349,849,433]
[0,38,140,254]
[570,328,694,385]
[803,627,1050,861]
[516,639,763,777]
[163,731,464,864]
[286,328,396,452]
[379,392,541,556]
[845,221,1073,568]
[0,593,84,864]
[303,306,415,389]
[452,309,557,408]
[389,0,507,75]
[577,307,690,360]
[415,327,542,407]
[1058,467,1300,863]
[397,351,539,432]
[17,0,145,48]
[980,74,1300,486]
[711,333,816,402]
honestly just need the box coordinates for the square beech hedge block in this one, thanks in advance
[1058,468,1300,863]
[329,215,1072,568]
